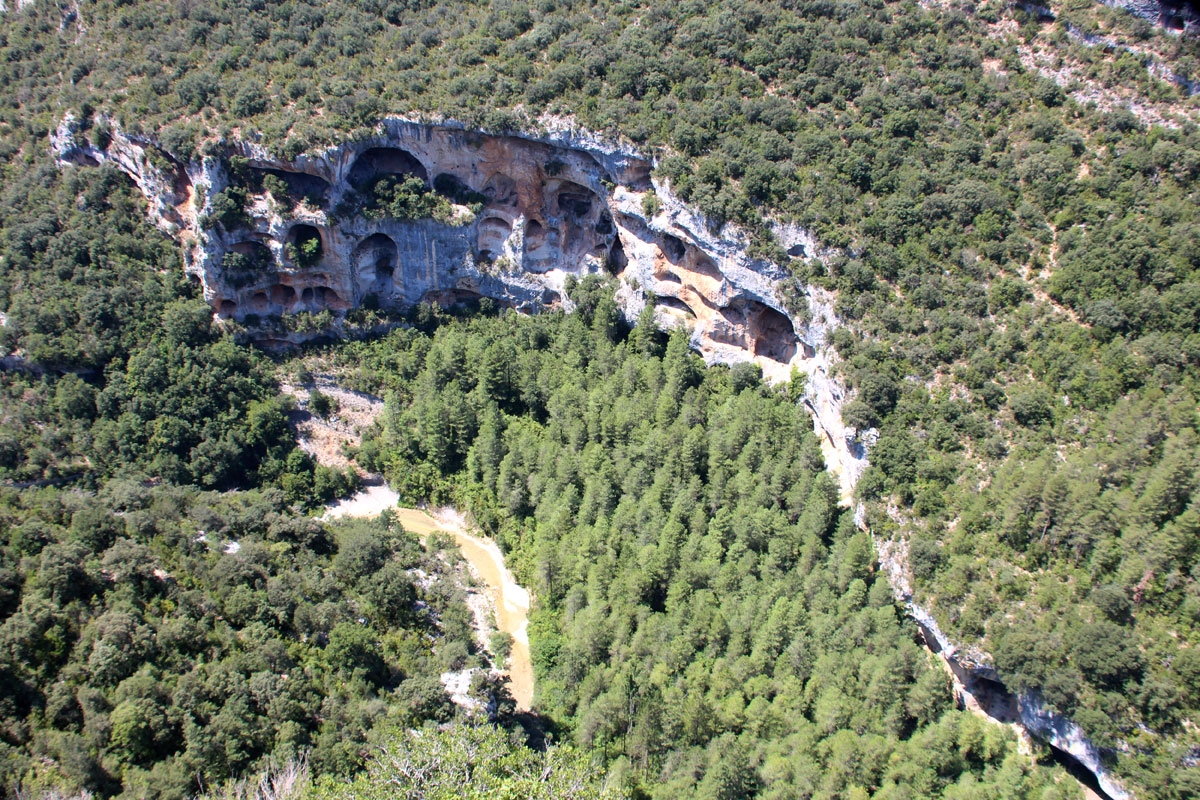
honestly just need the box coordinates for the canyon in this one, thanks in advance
[51,115,1128,798]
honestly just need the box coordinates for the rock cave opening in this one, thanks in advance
[654,266,682,285]
[422,288,486,308]
[717,299,798,363]
[607,237,628,273]
[218,300,237,318]
[483,173,519,207]
[348,147,429,187]
[284,225,324,269]
[689,253,722,280]
[748,302,798,362]
[655,295,694,317]
[67,152,101,168]
[223,240,275,288]
[660,233,687,263]
[270,284,297,307]
[523,219,551,261]
[595,211,614,236]
[555,183,595,219]
[255,168,332,206]
[314,286,347,311]
[477,217,513,262]
[352,234,399,289]
[433,172,487,205]
[624,162,654,191]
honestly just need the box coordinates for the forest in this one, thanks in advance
[0,0,1197,797]
[309,282,1075,799]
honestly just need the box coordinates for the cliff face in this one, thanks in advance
[53,116,823,374]
[1102,0,1200,32]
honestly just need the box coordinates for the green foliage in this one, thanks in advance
[1,0,1198,794]
[308,389,338,419]
[0,486,477,798]
[340,309,1066,799]
[307,722,623,800]
[347,175,453,223]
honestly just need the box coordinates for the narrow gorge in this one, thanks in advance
[52,115,1128,799]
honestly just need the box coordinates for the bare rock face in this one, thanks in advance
[52,115,835,381]
[1101,0,1200,33]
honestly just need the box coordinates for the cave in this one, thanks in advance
[477,217,513,261]
[748,302,798,362]
[270,284,297,307]
[230,240,270,259]
[422,288,485,308]
[217,299,237,318]
[523,219,550,260]
[254,168,331,206]
[347,147,429,187]
[689,253,722,280]
[549,180,600,223]
[624,161,654,191]
[433,172,487,205]
[556,188,594,218]
[607,237,628,273]
[314,286,347,310]
[250,291,269,313]
[223,240,274,288]
[352,233,399,286]
[483,173,519,207]
[787,243,807,258]
[66,152,101,168]
[654,266,682,285]
[716,299,798,363]
[595,211,614,236]
[284,225,323,268]
[655,295,694,317]
[660,233,687,263]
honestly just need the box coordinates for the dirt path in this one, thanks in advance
[323,486,535,712]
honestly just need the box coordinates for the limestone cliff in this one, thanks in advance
[50,116,868,485]
[1102,0,1200,32]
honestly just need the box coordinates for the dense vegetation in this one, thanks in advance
[317,283,1076,799]
[0,166,506,799]
[307,723,621,800]
[1,0,1199,795]
[0,163,358,502]
[0,485,485,799]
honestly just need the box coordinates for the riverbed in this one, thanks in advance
[324,485,534,711]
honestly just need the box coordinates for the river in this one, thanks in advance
[323,485,534,711]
